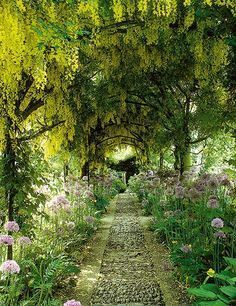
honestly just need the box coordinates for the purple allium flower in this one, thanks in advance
[218,174,231,187]
[0,235,14,245]
[207,176,219,189]
[67,221,75,230]
[147,170,154,177]
[63,300,82,306]
[214,231,226,239]
[17,236,31,246]
[187,187,201,201]
[84,190,95,200]
[207,198,219,209]
[4,221,20,232]
[0,260,20,274]
[48,195,71,212]
[84,216,95,224]
[180,244,192,253]
[211,218,224,228]
[175,185,185,199]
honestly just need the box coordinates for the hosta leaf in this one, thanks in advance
[219,286,236,299]
[188,288,217,300]
[197,300,227,306]
[200,284,220,294]
[224,257,236,267]
[216,272,235,284]
[217,293,231,304]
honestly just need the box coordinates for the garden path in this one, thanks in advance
[75,193,186,306]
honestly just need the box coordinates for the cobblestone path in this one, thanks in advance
[91,194,165,306]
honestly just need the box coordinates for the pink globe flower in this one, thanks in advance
[207,198,219,209]
[4,221,20,232]
[48,195,71,212]
[0,235,14,245]
[175,185,185,199]
[0,260,20,274]
[17,236,32,246]
[214,231,226,239]
[211,218,224,228]
[84,216,95,224]
[64,300,82,306]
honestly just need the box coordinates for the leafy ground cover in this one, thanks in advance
[129,170,236,305]
[0,169,124,305]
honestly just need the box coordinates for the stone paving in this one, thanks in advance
[91,194,165,306]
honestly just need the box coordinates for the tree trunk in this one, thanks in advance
[174,145,180,171]
[81,161,90,185]
[63,163,69,183]
[4,132,16,260]
[159,150,164,170]
[180,146,191,175]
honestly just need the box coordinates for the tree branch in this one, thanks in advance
[190,136,208,144]
[18,120,65,142]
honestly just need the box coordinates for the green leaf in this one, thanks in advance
[197,300,227,306]
[216,271,235,284]
[188,288,217,300]
[200,284,220,294]
[217,293,231,304]
[225,37,236,47]
[219,286,236,299]
[224,257,236,267]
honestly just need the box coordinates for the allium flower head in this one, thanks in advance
[180,244,192,253]
[211,218,224,228]
[175,185,185,199]
[218,174,231,186]
[84,189,95,200]
[64,300,82,306]
[214,231,226,239]
[207,176,219,189]
[147,170,154,177]
[207,198,219,209]
[67,221,75,230]
[0,235,14,245]
[187,188,201,201]
[84,216,94,224]
[48,195,71,212]
[0,260,20,274]
[4,221,20,232]
[18,236,32,246]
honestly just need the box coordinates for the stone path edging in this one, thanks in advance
[75,197,117,305]
[75,193,188,306]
